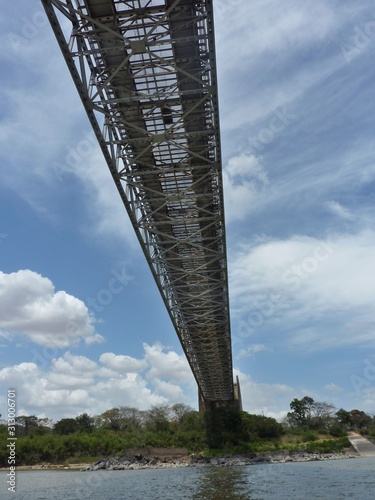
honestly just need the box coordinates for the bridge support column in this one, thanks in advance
[198,377,243,448]
[233,375,243,412]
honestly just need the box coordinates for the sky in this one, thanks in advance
[1,0,375,422]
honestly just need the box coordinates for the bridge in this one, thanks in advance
[41,0,241,412]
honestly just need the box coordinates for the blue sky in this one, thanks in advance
[1,0,375,422]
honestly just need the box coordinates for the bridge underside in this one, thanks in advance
[199,375,242,413]
[42,0,236,403]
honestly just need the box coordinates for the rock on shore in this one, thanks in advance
[83,450,358,471]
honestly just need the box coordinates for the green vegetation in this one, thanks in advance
[0,397,372,467]
[285,397,375,437]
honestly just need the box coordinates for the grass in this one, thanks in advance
[199,434,351,457]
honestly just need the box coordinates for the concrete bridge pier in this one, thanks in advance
[198,377,243,448]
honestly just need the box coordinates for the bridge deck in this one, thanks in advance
[42,0,234,402]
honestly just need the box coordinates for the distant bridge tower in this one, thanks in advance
[42,0,241,411]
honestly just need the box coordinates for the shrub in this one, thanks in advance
[302,430,318,442]
[305,437,351,454]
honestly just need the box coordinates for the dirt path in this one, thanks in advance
[347,432,375,457]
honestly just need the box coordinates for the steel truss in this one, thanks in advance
[42,0,234,402]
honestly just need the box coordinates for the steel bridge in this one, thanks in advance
[42,0,241,408]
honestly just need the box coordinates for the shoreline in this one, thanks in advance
[1,449,360,472]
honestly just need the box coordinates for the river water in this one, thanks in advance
[1,457,375,499]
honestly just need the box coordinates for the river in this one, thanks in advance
[1,457,375,499]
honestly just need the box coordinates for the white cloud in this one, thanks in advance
[54,143,136,246]
[143,342,194,384]
[325,201,354,220]
[230,230,375,349]
[357,386,375,412]
[0,343,196,420]
[0,362,95,415]
[0,343,369,421]
[223,154,268,222]
[233,368,296,420]
[99,352,147,373]
[0,26,135,247]
[92,374,167,411]
[0,270,103,347]
[238,344,270,359]
[215,1,345,133]
[149,378,185,401]
[324,383,344,393]
[216,1,338,65]
[47,352,97,389]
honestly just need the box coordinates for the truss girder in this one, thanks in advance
[42,0,234,402]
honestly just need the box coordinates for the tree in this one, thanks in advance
[349,409,371,429]
[171,403,194,423]
[97,407,145,431]
[288,397,315,426]
[336,409,352,427]
[287,397,335,429]
[54,418,78,435]
[309,401,335,429]
[15,416,49,436]
[241,412,283,439]
[145,403,172,432]
[98,408,122,431]
[75,413,94,433]
[118,407,144,430]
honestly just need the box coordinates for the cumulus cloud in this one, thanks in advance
[47,352,97,389]
[99,352,147,373]
[1,342,368,420]
[143,342,195,384]
[0,270,103,347]
[151,378,185,401]
[0,343,196,420]
[233,368,296,420]
[0,362,95,415]
[92,374,167,411]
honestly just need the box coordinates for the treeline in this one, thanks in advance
[0,403,284,466]
[284,396,375,437]
[1,398,372,466]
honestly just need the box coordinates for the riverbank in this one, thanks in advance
[81,448,358,471]
[1,448,360,472]
[4,463,89,471]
